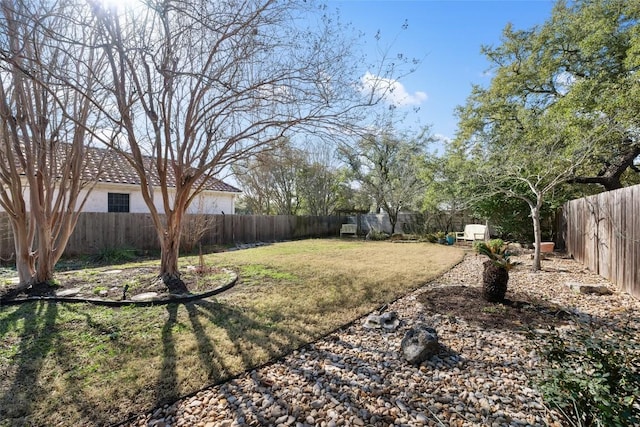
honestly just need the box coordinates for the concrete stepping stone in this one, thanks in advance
[56,288,82,297]
[130,292,160,301]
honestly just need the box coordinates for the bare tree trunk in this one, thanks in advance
[11,218,36,289]
[0,0,108,295]
[34,221,54,284]
[158,211,189,293]
[530,203,543,272]
[389,208,398,234]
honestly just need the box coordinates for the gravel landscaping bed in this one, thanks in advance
[126,252,640,427]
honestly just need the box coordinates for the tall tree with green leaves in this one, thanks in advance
[420,139,480,232]
[455,0,633,270]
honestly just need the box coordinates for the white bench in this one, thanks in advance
[340,223,357,237]
[455,224,487,243]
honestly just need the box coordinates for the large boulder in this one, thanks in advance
[401,324,439,365]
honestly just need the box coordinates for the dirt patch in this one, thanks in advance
[418,285,573,330]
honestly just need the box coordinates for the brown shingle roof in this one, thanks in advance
[5,142,241,193]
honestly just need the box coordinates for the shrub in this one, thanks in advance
[389,233,407,241]
[474,239,518,270]
[424,233,438,243]
[531,325,640,426]
[366,229,389,241]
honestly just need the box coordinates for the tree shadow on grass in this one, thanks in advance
[125,299,317,425]
[0,301,57,425]
[0,293,322,426]
[191,298,309,372]
[155,304,180,408]
[184,303,235,381]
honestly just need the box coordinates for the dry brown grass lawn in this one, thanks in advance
[0,239,463,426]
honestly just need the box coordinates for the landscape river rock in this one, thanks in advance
[126,252,640,427]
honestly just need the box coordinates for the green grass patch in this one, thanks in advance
[0,239,463,426]
[240,264,299,283]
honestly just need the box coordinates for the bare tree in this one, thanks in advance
[297,142,344,216]
[180,195,218,253]
[89,0,395,290]
[234,140,347,215]
[233,139,304,215]
[0,0,108,291]
[341,128,432,234]
[234,155,276,214]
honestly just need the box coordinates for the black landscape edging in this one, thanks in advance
[111,252,470,427]
[0,273,238,307]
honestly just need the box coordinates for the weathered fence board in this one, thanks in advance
[0,213,344,258]
[562,185,640,298]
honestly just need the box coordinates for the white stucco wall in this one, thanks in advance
[83,183,237,214]
[3,182,237,214]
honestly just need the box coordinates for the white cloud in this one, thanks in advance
[360,71,428,107]
[434,133,452,144]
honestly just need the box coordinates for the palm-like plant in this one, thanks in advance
[475,239,518,302]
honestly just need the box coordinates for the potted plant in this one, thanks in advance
[446,232,456,245]
[474,239,519,302]
[435,231,446,244]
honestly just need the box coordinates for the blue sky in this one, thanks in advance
[329,0,556,142]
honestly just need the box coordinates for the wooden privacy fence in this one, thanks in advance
[0,213,344,258]
[561,185,640,298]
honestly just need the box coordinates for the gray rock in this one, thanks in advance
[506,242,524,255]
[363,314,381,329]
[362,311,400,331]
[401,324,439,365]
[380,311,400,330]
[566,282,613,295]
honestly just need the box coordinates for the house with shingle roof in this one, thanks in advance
[3,144,242,214]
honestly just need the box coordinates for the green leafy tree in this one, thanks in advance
[420,140,480,233]
[455,0,635,270]
[330,167,371,214]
